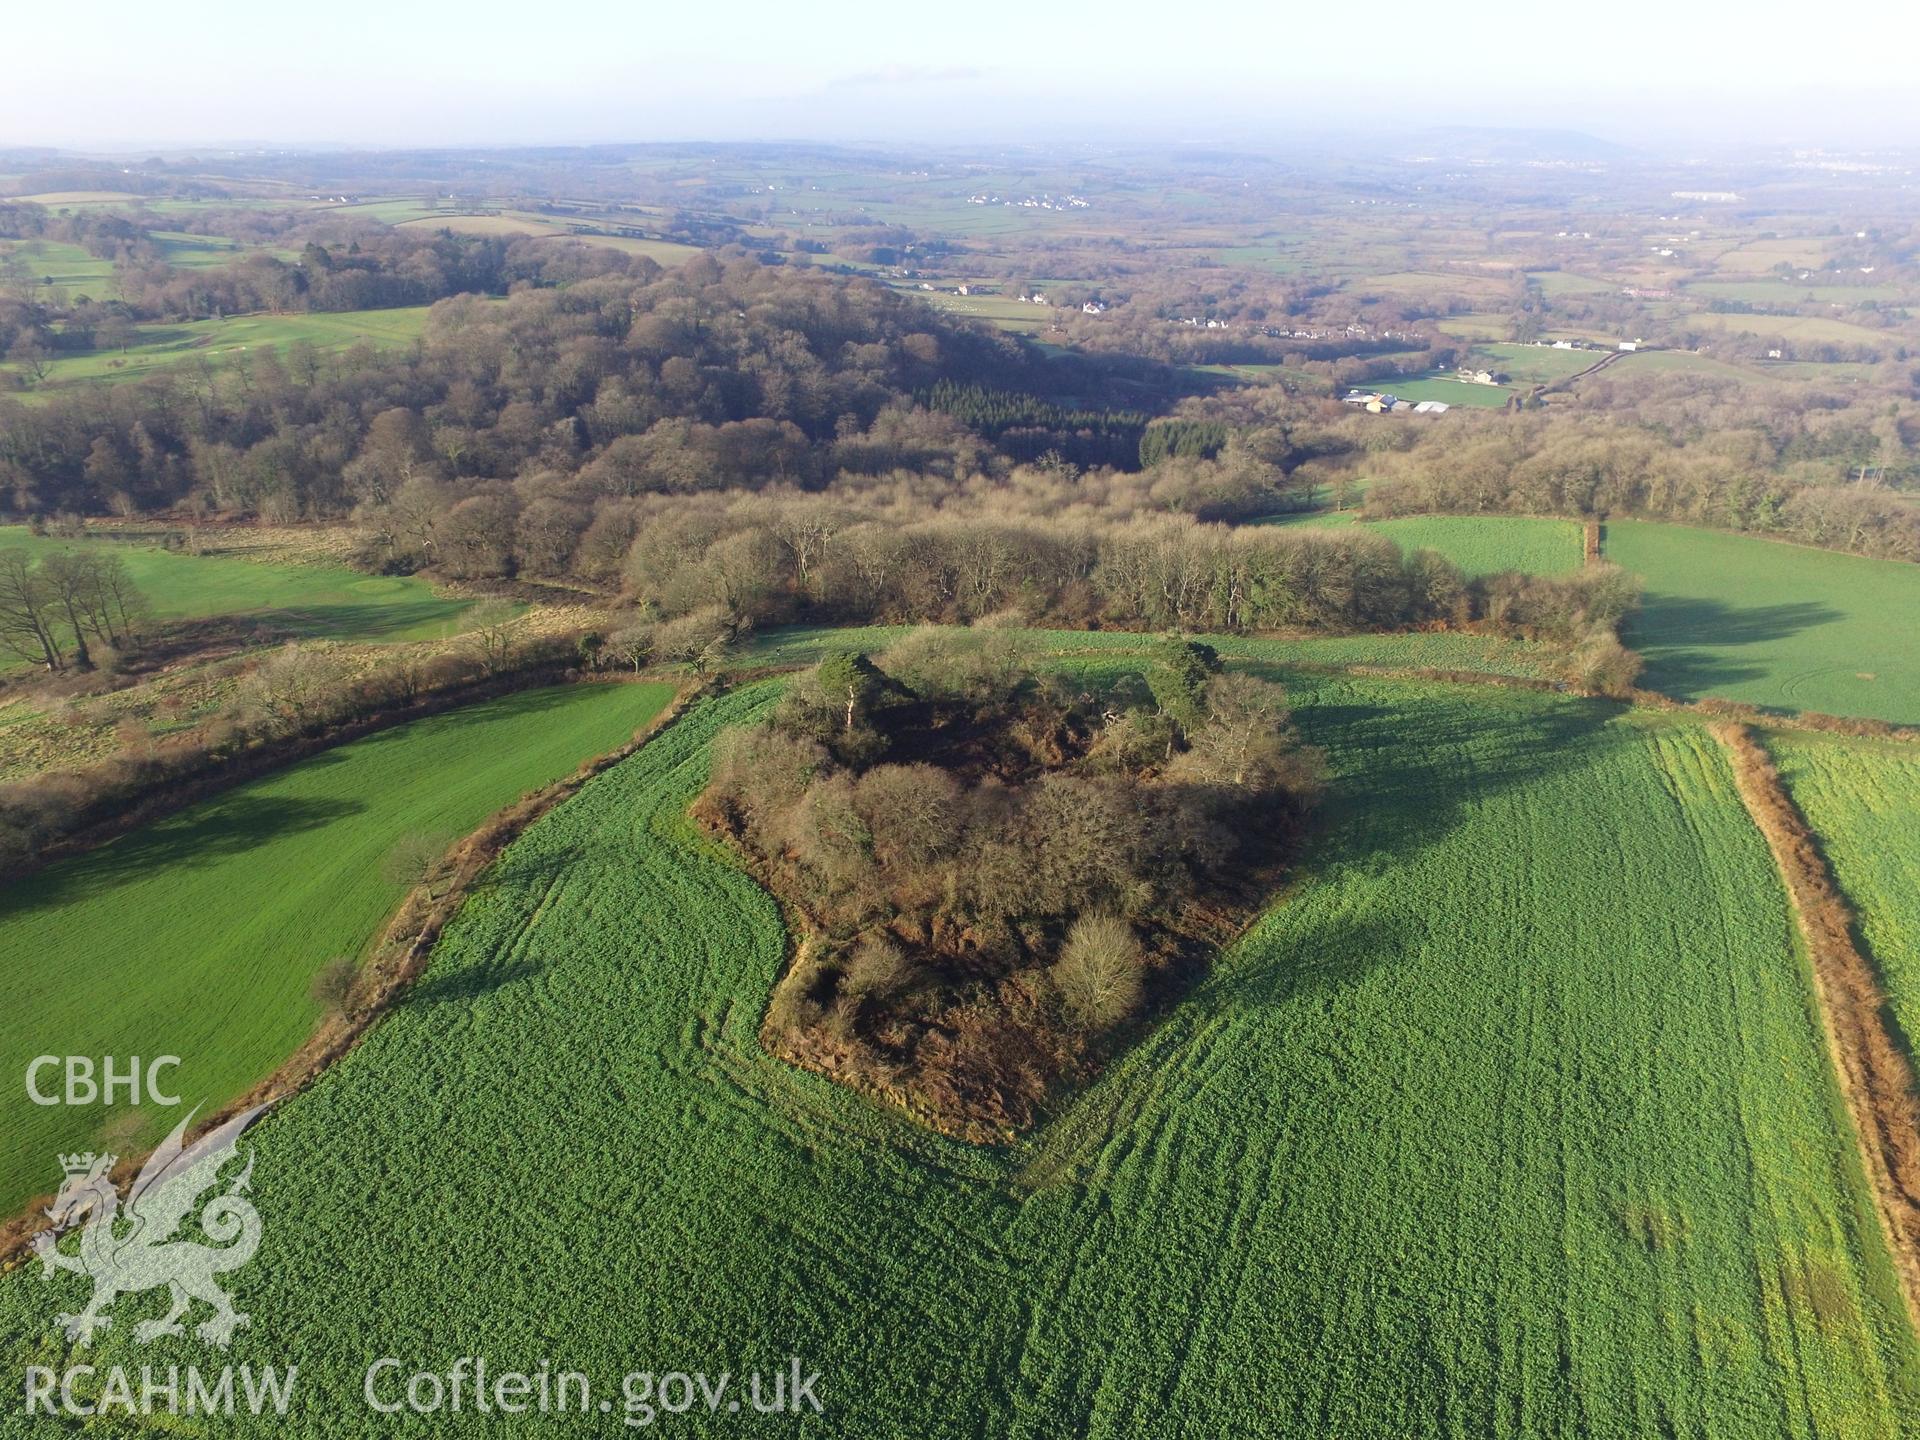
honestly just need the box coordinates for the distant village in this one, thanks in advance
[965,193,1091,210]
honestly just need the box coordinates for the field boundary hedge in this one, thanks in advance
[0,675,701,1269]
[1715,721,1920,1329]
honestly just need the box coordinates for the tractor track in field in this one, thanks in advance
[1714,721,1920,1330]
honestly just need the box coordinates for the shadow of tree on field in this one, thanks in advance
[1625,594,1844,701]
[1018,679,1634,1171]
[403,957,543,1010]
[1209,911,1413,1010]
[1630,594,1842,649]
[473,844,586,899]
[248,599,472,641]
[1284,686,1628,874]
[135,597,471,665]
[1,794,367,919]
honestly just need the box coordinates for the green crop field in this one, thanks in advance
[4,674,1908,1435]
[1,307,435,394]
[1768,733,1920,1059]
[0,680,672,1218]
[1607,521,1920,724]
[0,528,477,666]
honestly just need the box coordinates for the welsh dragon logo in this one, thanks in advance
[33,1105,268,1348]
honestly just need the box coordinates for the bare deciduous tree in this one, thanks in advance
[466,601,520,675]
[383,831,454,897]
[1053,912,1145,1030]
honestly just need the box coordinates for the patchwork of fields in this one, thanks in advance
[1608,521,1920,724]
[0,681,673,1216]
[4,675,1910,1436]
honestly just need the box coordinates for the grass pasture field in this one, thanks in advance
[10,191,144,206]
[3,674,1912,1435]
[1384,373,1513,407]
[0,680,674,1218]
[1475,342,1608,384]
[1526,269,1615,296]
[899,285,1052,333]
[1767,734,1920,1070]
[392,212,706,265]
[1713,238,1836,274]
[394,212,567,238]
[1250,513,1582,578]
[1346,269,1515,303]
[1607,521,1920,724]
[1684,311,1898,349]
[1686,280,1913,308]
[151,230,258,268]
[1361,514,1583,576]
[308,197,459,224]
[1,306,434,393]
[1433,312,1513,340]
[0,239,119,300]
[551,232,705,265]
[0,527,475,664]
[1610,349,1763,382]
[1191,360,1334,392]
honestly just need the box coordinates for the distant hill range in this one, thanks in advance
[1407,127,1635,162]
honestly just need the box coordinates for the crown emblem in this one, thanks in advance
[58,1152,112,1176]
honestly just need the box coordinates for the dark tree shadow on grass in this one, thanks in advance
[1,794,367,918]
[1626,595,1845,701]
[403,957,544,1010]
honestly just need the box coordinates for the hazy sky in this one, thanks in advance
[4,0,1916,151]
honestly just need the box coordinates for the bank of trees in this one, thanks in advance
[1359,405,1920,561]
[0,256,1016,518]
[3,249,1910,648]
[605,492,1638,650]
[0,548,146,671]
[700,631,1320,1135]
